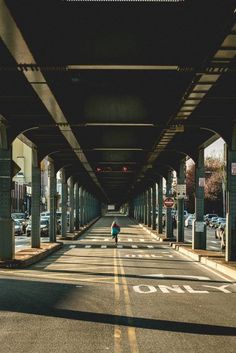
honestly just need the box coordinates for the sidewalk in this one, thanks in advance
[139,222,236,281]
[0,217,100,269]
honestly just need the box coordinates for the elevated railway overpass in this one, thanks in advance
[0,0,236,264]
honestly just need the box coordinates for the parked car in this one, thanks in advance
[26,219,49,237]
[11,212,28,233]
[185,214,195,228]
[209,216,219,228]
[214,217,226,229]
[204,214,218,226]
[14,220,23,236]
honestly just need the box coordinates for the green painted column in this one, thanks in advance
[31,147,41,248]
[152,183,157,231]
[157,176,163,234]
[192,149,206,250]
[49,160,56,242]
[226,127,236,261]
[75,182,80,230]
[147,188,152,227]
[84,190,87,224]
[166,170,173,238]
[79,186,84,227]
[61,168,68,238]
[177,159,185,242]
[144,190,148,225]
[68,176,74,233]
[0,118,14,260]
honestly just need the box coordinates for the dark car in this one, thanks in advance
[26,219,49,237]
[204,214,218,226]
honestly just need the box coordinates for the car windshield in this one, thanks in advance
[12,213,25,219]
[41,220,48,226]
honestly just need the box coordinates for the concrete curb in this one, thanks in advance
[136,221,236,280]
[138,223,176,242]
[0,242,63,269]
[58,216,100,241]
[171,243,236,280]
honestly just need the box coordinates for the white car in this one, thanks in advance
[185,214,195,228]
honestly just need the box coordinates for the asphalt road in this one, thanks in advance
[1,215,235,353]
[15,236,50,251]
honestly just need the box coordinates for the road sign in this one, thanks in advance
[176,184,186,199]
[163,197,174,208]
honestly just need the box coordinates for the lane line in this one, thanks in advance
[131,245,138,249]
[147,245,154,249]
[118,252,140,353]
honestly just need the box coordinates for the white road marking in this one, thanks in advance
[104,238,109,241]
[132,245,138,248]
[69,245,76,248]
[117,245,123,249]
[133,284,233,294]
[85,245,91,248]
[139,239,145,242]
[101,245,107,249]
[211,241,218,244]
[146,274,211,280]
[92,239,96,241]
[147,245,154,248]
[128,238,132,242]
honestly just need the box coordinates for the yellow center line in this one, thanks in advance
[118,252,140,353]
[114,249,122,353]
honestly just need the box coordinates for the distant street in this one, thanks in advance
[1,216,235,353]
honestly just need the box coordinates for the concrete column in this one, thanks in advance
[75,182,80,230]
[226,127,236,261]
[68,176,74,233]
[166,170,173,238]
[61,168,67,237]
[152,183,157,230]
[147,187,152,227]
[144,190,148,225]
[0,118,14,260]
[79,186,84,227]
[157,176,163,234]
[31,147,41,248]
[177,159,185,242]
[192,149,206,250]
[49,161,56,242]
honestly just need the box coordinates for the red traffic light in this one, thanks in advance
[122,166,128,172]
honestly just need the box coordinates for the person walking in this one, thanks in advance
[111,218,120,243]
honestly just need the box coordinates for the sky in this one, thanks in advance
[204,137,225,159]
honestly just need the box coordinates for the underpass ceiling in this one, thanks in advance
[0,0,236,204]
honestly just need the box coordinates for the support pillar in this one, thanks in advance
[31,147,41,248]
[157,176,163,234]
[152,183,157,230]
[192,149,206,250]
[79,187,84,227]
[61,168,67,237]
[166,170,173,238]
[68,176,74,233]
[0,118,14,260]
[49,160,56,242]
[177,159,185,242]
[144,190,148,225]
[147,187,152,227]
[75,182,80,230]
[226,127,236,261]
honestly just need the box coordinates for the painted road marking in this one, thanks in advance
[85,245,91,248]
[146,274,211,280]
[101,245,107,249]
[133,284,234,294]
[125,254,163,258]
[104,238,109,241]
[69,245,76,248]
[209,246,220,250]
[139,239,145,242]
[147,245,154,248]
[117,245,123,249]
[131,245,138,248]
[128,238,132,242]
